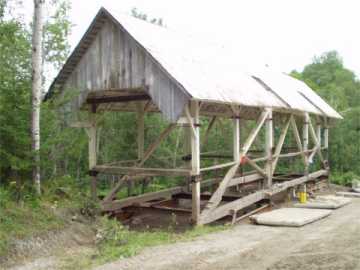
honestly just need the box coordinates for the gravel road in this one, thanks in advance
[95,197,360,270]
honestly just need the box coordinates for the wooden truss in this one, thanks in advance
[78,90,331,225]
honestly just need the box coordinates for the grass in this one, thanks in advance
[59,217,227,269]
[0,189,65,258]
[0,177,228,269]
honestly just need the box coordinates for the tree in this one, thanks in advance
[291,51,360,180]
[31,0,45,195]
[0,0,32,188]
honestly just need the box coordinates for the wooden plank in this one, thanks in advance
[200,161,237,172]
[87,94,150,104]
[138,124,177,167]
[102,185,185,211]
[184,104,197,140]
[246,158,267,178]
[303,113,310,183]
[190,101,201,224]
[200,164,240,215]
[265,108,273,188]
[241,110,269,155]
[199,169,328,224]
[200,110,268,218]
[200,190,266,224]
[308,116,324,163]
[199,173,263,189]
[87,113,97,200]
[324,128,329,149]
[94,165,192,176]
[229,173,263,187]
[232,204,269,224]
[233,118,241,162]
[268,169,328,195]
[290,115,306,165]
[137,102,145,160]
[190,101,200,175]
[272,117,291,174]
[103,175,127,203]
[203,116,217,146]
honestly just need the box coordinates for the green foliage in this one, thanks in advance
[92,216,226,265]
[330,171,360,186]
[0,0,72,186]
[0,188,65,257]
[44,0,72,70]
[0,11,32,178]
[292,51,360,180]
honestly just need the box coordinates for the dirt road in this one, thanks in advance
[96,198,360,270]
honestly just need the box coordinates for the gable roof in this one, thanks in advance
[47,7,342,120]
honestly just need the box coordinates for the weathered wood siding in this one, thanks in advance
[63,19,189,122]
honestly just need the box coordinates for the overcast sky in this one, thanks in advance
[23,0,360,76]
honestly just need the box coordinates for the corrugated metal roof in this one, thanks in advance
[48,7,342,119]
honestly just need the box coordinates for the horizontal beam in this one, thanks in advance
[173,192,243,202]
[94,165,191,177]
[200,161,237,172]
[87,94,150,104]
[102,186,184,211]
[267,169,328,195]
[187,173,263,192]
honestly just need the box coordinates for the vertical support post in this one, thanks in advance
[184,119,192,191]
[190,101,201,225]
[233,117,241,191]
[137,102,145,160]
[316,122,321,148]
[324,128,329,149]
[265,108,273,188]
[303,113,309,173]
[302,113,310,195]
[137,102,146,193]
[233,118,240,163]
[88,111,97,200]
[324,122,330,171]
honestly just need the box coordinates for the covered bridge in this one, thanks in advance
[47,7,342,225]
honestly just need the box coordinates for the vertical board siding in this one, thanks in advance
[63,19,188,122]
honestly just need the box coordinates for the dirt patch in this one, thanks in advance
[95,197,360,270]
[1,221,95,270]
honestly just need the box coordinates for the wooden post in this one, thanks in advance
[137,102,145,193]
[324,128,329,149]
[233,118,241,163]
[303,113,310,188]
[265,108,273,188]
[137,102,145,160]
[88,112,97,200]
[316,123,321,147]
[190,101,201,225]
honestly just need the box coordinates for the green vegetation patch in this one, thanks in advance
[0,189,65,258]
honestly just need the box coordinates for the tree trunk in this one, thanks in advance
[31,0,45,195]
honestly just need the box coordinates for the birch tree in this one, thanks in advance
[32,0,45,195]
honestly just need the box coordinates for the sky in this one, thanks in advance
[22,0,360,76]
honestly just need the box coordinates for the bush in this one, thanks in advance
[330,171,360,186]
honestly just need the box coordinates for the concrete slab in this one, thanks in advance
[294,195,351,209]
[337,192,360,198]
[250,208,332,227]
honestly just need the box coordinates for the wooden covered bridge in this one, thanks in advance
[47,7,342,225]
